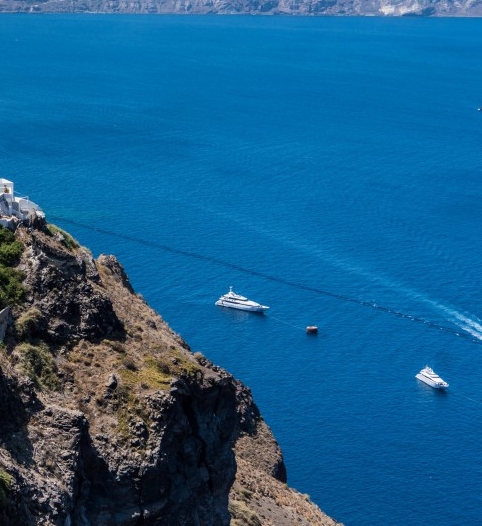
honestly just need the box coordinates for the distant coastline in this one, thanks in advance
[0,0,481,17]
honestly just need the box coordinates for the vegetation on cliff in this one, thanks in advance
[0,226,25,310]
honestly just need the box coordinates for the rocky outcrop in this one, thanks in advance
[16,228,124,345]
[0,0,480,16]
[0,223,340,525]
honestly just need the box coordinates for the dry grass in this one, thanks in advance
[47,255,203,440]
[230,456,342,526]
[230,424,343,526]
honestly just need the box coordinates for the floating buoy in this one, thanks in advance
[306,325,318,334]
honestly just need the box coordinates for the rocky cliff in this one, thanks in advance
[0,0,480,16]
[0,221,340,525]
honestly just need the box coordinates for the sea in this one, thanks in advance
[1,14,482,525]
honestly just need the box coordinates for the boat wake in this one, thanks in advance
[438,307,482,342]
[50,214,482,345]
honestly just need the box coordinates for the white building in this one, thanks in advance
[0,178,45,229]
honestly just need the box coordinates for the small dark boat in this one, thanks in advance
[306,325,318,334]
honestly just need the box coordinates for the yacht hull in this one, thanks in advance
[415,367,448,389]
[215,299,268,312]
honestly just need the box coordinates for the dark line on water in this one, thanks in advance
[51,215,481,345]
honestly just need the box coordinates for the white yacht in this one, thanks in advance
[415,366,449,389]
[215,287,269,313]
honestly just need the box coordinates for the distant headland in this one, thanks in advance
[0,0,481,16]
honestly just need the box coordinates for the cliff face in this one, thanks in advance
[0,223,339,526]
[0,0,480,16]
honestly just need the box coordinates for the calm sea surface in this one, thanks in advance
[1,14,482,525]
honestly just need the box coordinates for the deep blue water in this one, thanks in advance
[1,14,482,525]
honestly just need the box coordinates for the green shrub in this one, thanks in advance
[46,224,79,251]
[0,226,16,245]
[0,468,13,508]
[0,239,23,266]
[0,226,25,310]
[16,343,60,391]
[0,267,25,309]
[15,307,42,341]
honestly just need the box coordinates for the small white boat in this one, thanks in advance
[215,286,269,313]
[415,366,449,389]
[306,326,318,334]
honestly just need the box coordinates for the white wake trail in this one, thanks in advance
[438,307,482,341]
